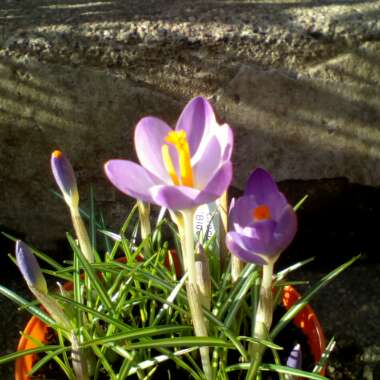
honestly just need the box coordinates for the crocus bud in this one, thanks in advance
[16,241,73,331]
[286,343,302,380]
[51,150,79,208]
[51,151,94,263]
[226,168,297,266]
[16,240,48,294]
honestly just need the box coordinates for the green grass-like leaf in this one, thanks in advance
[2,232,63,271]
[293,194,309,211]
[53,294,135,332]
[29,347,75,379]
[226,362,329,379]
[270,255,360,340]
[127,347,198,376]
[0,345,64,365]
[113,336,233,351]
[0,285,55,326]
[67,234,114,313]
[80,325,191,348]
[313,336,336,374]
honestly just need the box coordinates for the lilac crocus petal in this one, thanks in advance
[249,220,277,252]
[151,161,232,210]
[192,121,233,164]
[135,116,177,182]
[151,185,201,210]
[274,205,298,250]
[176,96,216,155]
[286,343,302,371]
[245,168,287,219]
[216,123,234,161]
[105,160,159,203]
[51,150,79,207]
[198,161,233,203]
[192,135,222,188]
[16,241,48,294]
[235,221,280,256]
[227,168,297,264]
[229,195,256,229]
[226,232,267,265]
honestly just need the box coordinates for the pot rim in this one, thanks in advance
[281,285,326,374]
[15,315,49,380]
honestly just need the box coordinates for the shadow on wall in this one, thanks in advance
[223,56,380,269]
[281,178,380,270]
[0,56,181,255]
[0,0,377,29]
[222,53,380,186]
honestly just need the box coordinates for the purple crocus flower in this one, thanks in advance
[105,97,233,210]
[16,240,47,294]
[226,168,297,265]
[51,150,79,208]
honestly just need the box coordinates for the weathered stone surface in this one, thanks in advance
[0,57,180,249]
[221,49,380,187]
[0,0,379,249]
[0,4,380,378]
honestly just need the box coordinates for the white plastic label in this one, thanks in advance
[193,202,220,243]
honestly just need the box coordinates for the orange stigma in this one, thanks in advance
[52,150,62,158]
[252,205,272,221]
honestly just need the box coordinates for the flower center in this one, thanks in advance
[252,204,272,221]
[161,130,194,187]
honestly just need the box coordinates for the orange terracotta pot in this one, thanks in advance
[15,316,50,380]
[15,271,325,379]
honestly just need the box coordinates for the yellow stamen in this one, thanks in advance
[52,150,62,158]
[252,205,272,221]
[163,130,194,187]
[161,144,180,185]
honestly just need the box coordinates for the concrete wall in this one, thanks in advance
[1,0,379,249]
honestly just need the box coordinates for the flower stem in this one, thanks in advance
[169,210,186,271]
[218,191,228,271]
[246,260,275,380]
[181,209,213,380]
[231,255,245,283]
[71,206,94,263]
[256,261,275,334]
[70,332,89,380]
[137,200,151,241]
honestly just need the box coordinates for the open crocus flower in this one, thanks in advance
[226,168,297,265]
[105,96,233,210]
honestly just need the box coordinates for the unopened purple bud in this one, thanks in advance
[16,240,47,294]
[51,150,79,207]
[226,168,297,265]
[286,343,302,371]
